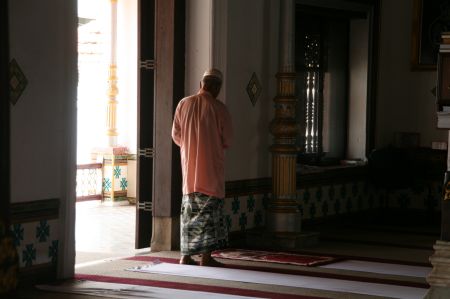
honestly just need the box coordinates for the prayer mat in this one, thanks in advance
[211,249,337,266]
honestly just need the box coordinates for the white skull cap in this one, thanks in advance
[203,68,223,82]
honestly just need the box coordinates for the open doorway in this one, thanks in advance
[75,0,145,266]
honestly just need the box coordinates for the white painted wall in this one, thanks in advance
[185,0,279,181]
[117,0,138,154]
[185,0,212,96]
[223,0,279,181]
[347,18,368,159]
[9,0,78,278]
[322,19,348,159]
[9,0,77,204]
[376,0,446,148]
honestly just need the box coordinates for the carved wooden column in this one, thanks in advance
[93,0,129,205]
[107,0,119,147]
[267,0,301,235]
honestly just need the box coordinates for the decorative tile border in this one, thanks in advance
[222,174,443,232]
[223,193,267,232]
[12,219,59,267]
[297,181,374,220]
[10,199,60,269]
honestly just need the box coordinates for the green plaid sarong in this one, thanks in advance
[180,192,228,255]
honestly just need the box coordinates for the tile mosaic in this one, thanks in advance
[22,244,36,267]
[13,219,59,268]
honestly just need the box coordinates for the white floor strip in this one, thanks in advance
[38,281,260,299]
[128,263,428,299]
[320,260,431,278]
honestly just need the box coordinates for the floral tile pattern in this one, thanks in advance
[11,219,59,268]
[224,194,265,232]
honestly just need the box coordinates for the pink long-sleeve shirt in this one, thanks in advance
[172,89,233,199]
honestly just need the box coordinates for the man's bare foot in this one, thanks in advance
[179,255,198,265]
[200,257,224,267]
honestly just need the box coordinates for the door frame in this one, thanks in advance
[0,0,10,227]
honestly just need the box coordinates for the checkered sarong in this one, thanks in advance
[180,192,228,255]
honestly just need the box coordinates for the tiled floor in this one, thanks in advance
[75,201,149,265]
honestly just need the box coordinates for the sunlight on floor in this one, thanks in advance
[75,201,147,265]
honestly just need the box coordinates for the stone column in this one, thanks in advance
[267,0,301,237]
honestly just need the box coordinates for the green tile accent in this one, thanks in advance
[247,195,255,212]
[36,220,50,243]
[103,178,112,192]
[120,178,128,191]
[113,166,121,179]
[22,244,36,267]
[231,197,240,214]
[239,213,247,231]
[48,240,59,264]
[12,224,23,246]
[254,210,262,227]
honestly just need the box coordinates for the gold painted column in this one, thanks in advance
[267,0,301,234]
[98,0,129,205]
[107,0,118,147]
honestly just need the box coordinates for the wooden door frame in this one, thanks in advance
[0,0,10,226]
[136,0,184,250]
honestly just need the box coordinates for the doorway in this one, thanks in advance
[75,0,146,266]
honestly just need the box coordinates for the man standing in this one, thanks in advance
[172,69,232,266]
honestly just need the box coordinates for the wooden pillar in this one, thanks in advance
[107,0,119,147]
[267,0,301,234]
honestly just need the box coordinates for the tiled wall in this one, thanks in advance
[222,177,443,232]
[9,177,442,269]
[11,199,60,271]
[381,180,442,211]
[297,181,374,220]
[223,193,268,232]
[102,155,129,202]
[11,219,59,268]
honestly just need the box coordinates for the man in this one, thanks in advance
[172,68,232,266]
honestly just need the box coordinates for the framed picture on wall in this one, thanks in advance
[411,0,450,70]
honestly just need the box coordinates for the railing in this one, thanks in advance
[76,163,103,201]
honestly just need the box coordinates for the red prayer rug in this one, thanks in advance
[211,249,337,266]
